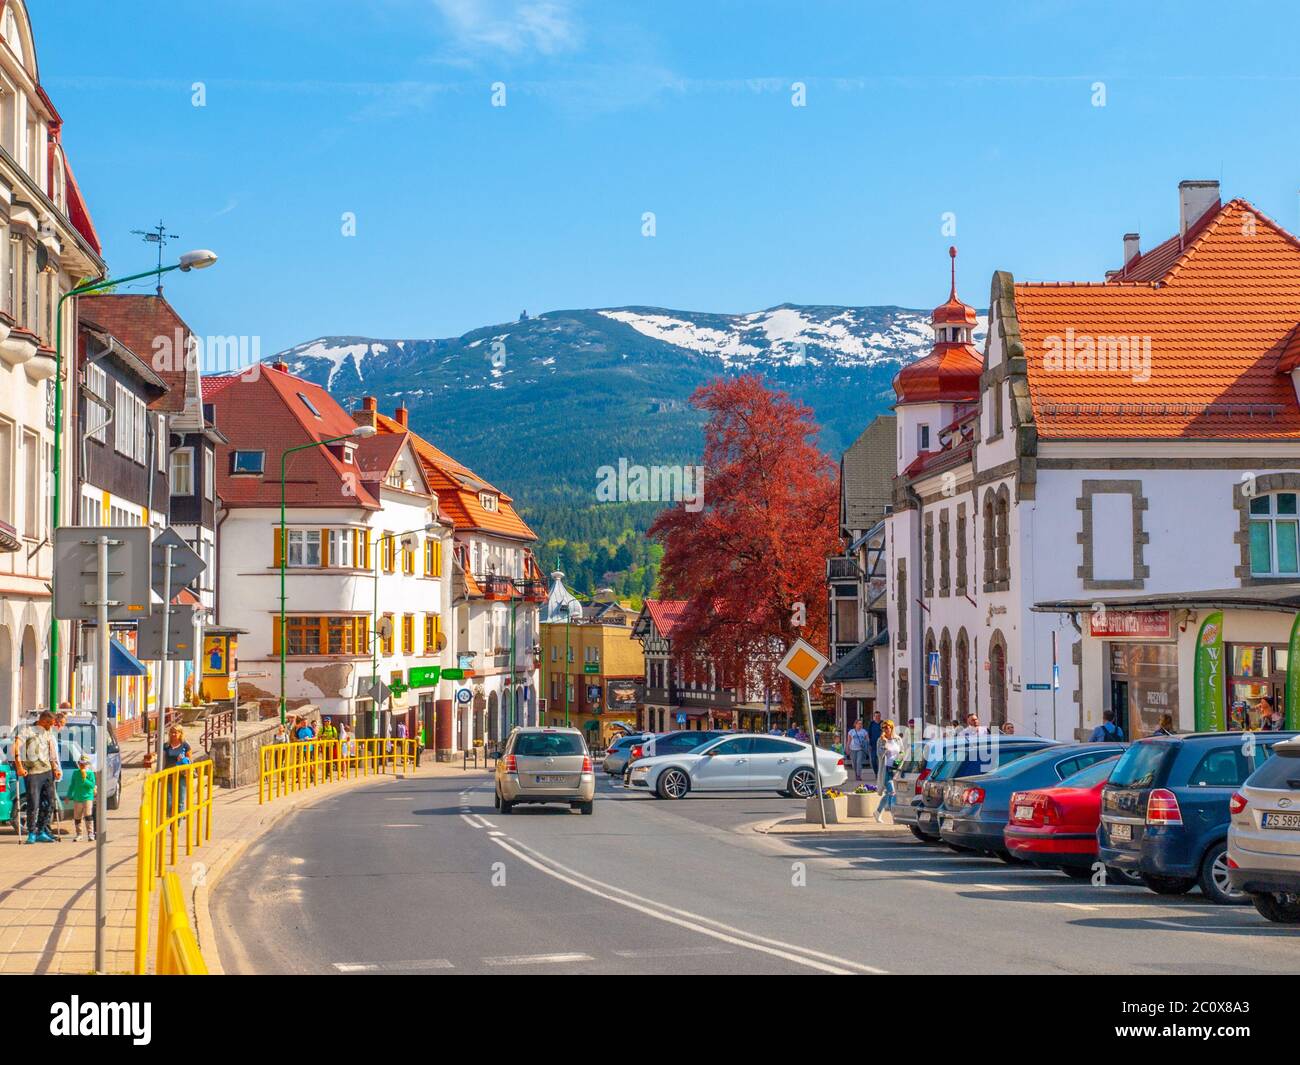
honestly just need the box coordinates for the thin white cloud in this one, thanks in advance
[431,0,581,57]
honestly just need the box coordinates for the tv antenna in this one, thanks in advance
[130,220,179,294]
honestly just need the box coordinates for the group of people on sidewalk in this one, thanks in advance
[12,709,97,844]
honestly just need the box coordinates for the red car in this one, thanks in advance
[1004,755,1139,883]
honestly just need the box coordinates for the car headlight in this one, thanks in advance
[631,765,649,775]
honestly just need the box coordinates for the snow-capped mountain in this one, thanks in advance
[270,303,983,512]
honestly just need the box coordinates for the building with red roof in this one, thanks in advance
[882,180,1300,743]
[353,398,542,751]
[203,365,456,737]
[0,0,110,722]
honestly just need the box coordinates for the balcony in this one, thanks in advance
[479,574,546,602]
[827,556,862,581]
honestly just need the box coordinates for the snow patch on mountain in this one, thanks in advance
[286,338,391,387]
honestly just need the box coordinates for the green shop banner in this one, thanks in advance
[1193,611,1226,732]
[1286,614,1300,730]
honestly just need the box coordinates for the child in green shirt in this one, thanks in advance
[68,756,96,842]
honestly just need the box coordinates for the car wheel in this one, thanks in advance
[106,782,121,811]
[1250,891,1300,923]
[1142,874,1195,895]
[787,768,817,799]
[657,769,690,800]
[579,801,594,816]
[499,796,514,814]
[909,825,929,842]
[1199,842,1249,905]
[1105,864,1144,887]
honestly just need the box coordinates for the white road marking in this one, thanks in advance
[1144,918,1270,932]
[334,959,453,972]
[460,813,491,829]
[490,836,886,975]
[488,831,505,837]
[334,963,379,972]
[383,824,421,828]
[483,952,594,966]
[1057,903,1101,911]
[478,817,498,828]
[613,946,736,959]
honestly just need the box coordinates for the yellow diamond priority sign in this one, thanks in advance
[777,638,829,691]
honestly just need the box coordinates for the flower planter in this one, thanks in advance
[805,794,849,824]
[846,792,881,818]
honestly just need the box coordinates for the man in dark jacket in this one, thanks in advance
[867,711,884,776]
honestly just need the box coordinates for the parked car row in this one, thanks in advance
[899,730,1300,922]
[619,730,847,798]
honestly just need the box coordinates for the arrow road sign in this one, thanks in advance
[53,526,153,622]
[136,604,198,660]
[151,527,205,598]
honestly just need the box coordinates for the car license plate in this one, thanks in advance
[1109,822,1133,842]
[535,775,567,784]
[1262,811,1300,830]
[1015,804,1034,821]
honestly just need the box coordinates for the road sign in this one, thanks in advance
[366,679,392,704]
[53,527,153,621]
[455,687,473,704]
[408,665,441,688]
[1026,683,1051,691]
[1052,663,1061,690]
[777,638,829,691]
[136,604,198,660]
[583,663,599,674]
[150,527,205,597]
[927,650,940,686]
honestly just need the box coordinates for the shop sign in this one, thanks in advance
[1089,609,1171,640]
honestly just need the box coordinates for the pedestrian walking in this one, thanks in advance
[847,718,870,782]
[14,711,59,843]
[162,726,193,814]
[1089,709,1125,742]
[867,711,883,776]
[68,755,96,842]
[874,720,903,823]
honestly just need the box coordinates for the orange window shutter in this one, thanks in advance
[320,531,330,568]
[271,616,282,656]
[273,528,283,568]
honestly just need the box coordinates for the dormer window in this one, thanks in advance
[480,492,499,512]
[231,450,264,475]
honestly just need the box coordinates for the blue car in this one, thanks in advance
[1099,731,1299,904]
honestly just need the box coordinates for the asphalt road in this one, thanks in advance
[212,770,1300,975]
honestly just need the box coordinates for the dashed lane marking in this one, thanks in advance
[483,953,595,966]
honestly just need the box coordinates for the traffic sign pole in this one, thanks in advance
[156,542,173,773]
[93,534,112,974]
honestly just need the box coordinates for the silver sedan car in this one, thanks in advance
[495,727,596,815]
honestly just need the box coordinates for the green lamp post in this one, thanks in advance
[278,425,375,723]
[47,250,218,711]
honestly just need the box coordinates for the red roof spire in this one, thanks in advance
[932,245,978,327]
[949,245,958,300]
[893,247,983,404]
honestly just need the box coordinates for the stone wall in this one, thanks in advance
[209,704,320,788]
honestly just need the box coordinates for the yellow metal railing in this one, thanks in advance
[259,737,417,804]
[134,761,215,975]
[157,872,208,975]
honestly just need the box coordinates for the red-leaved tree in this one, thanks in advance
[650,375,840,709]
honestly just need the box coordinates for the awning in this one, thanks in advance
[110,638,147,677]
[1034,583,1300,615]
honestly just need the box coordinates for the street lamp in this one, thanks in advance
[47,250,219,710]
[370,523,438,739]
[277,425,376,722]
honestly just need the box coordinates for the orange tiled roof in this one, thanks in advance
[1015,199,1300,440]
[644,599,688,639]
[370,411,536,541]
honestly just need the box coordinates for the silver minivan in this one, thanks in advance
[495,727,596,815]
[1228,735,1300,922]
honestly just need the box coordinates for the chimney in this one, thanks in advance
[361,396,377,412]
[353,395,378,430]
[394,405,408,427]
[1179,180,1220,241]
[273,360,288,373]
[1123,232,1140,267]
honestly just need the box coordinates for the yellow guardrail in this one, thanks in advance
[259,737,417,804]
[157,872,208,975]
[134,761,215,975]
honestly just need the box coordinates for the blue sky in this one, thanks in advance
[34,0,1300,355]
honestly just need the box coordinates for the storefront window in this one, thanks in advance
[1107,642,1178,739]
[1227,642,1286,730]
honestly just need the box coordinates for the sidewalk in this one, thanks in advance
[0,737,464,974]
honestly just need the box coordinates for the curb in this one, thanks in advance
[189,769,414,975]
[749,816,909,836]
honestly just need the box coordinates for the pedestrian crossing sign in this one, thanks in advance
[778,639,829,691]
